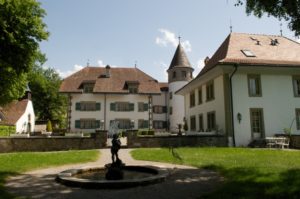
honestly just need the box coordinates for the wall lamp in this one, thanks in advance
[237,113,242,123]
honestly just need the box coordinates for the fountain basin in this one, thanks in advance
[56,166,169,189]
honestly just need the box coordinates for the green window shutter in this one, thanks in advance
[110,103,115,111]
[143,103,148,111]
[96,103,101,111]
[95,120,100,128]
[129,103,134,111]
[163,106,167,113]
[75,103,81,110]
[143,120,149,128]
[75,120,81,128]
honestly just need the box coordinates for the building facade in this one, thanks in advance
[177,33,300,146]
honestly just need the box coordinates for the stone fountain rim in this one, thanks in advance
[56,165,169,189]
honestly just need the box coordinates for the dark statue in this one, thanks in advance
[105,133,125,180]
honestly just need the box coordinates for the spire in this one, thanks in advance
[168,43,192,70]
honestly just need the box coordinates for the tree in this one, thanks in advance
[46,120,52,132]
[28,63,67,128]
[236,0,300,36]
[0,0,49,105]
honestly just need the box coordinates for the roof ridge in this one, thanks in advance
[231,32,282,38]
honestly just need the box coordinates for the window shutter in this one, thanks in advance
[163,121,167,128]
[75,120,81,128]
[143,120,149,128]
[75,103,81,110]
[143,103,148,111]
[163,106,167,113]
[110,103,115,111]
[129,103,134,111]
[95,120,100,128]
[96,103,101,111]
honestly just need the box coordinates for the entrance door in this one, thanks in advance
[250,108,265,139]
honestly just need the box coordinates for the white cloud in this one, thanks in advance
[56,64,84,78]
[155,29,192,52]
[193,58,205,76]
[97,60,104,66]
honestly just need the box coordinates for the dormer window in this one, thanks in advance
[125,81,139,94]
[83,83,94,93]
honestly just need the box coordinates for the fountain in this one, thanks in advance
[56,124,169,189]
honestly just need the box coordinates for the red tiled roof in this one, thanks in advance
[0,99,29,125]
[59,67,162,94]
[198,32,300,77]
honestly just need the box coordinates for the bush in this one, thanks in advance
[46,120,53,132]
[0,125,15,136]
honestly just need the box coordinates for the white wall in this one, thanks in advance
[184,75,226,133]
[15,100,35,133]
[169,81,188,132]
[70,93,150,132]
[232,73,300,146]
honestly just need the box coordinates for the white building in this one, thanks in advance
[0,86,35,133]
[177,33,300,146]
[60,42,194,133]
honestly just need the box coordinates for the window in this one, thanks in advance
[114,119,131,129]
[190,91,195,107]
[153,106,167,114]
[83,83,94,93]
[206,81,214,101]
[241,49,256,57]
[75,119,100,129]
[182,71,186,78]
[169,107,173,115]
[169,92,173,100]
[248,75,262,97]
[138,102,148,112]
[128,85,138,94]
[296,109,300,130]
[250,108,265,138]
[138,119,149,129]
[207,111,216,131]
[76,102,100,111]
[190,116,196,131]
[198,87,202,105]
[198,114,204,132]
[173,71,176,78]
[110,102,134,112]
[153,121,166,129]
[293,76,300,97]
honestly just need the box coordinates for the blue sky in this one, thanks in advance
[39,0,298,82]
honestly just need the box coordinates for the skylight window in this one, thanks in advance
[241,49,256,57]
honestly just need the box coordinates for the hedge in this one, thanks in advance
[0,125,16,136]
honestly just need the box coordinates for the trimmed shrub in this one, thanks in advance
[46,120,53,132]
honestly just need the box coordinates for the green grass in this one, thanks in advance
[131,148,300,199]
[0,150,100,199]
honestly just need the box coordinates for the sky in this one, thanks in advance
[39,0,298,82]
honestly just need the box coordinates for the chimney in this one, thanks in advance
[105,65,111,77]
[204,56,210,65]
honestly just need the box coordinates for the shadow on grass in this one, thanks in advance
[200,165,300,199]
[0,171,20,199]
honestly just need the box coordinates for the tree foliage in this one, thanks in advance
[0,0,49,105]
[28,61,67,128]
[236,0,300,36]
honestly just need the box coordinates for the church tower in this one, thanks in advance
[167,41,194,132]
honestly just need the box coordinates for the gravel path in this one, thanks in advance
[5,149,223,199]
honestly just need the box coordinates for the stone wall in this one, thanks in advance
[0,131,107,153]
[127,130,228,148]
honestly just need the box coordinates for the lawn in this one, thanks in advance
[131,148,300,199]
[0,150,100,199]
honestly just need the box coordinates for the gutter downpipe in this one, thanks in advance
[229,64,238,147]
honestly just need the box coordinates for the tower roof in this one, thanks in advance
[168,43,192,70]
